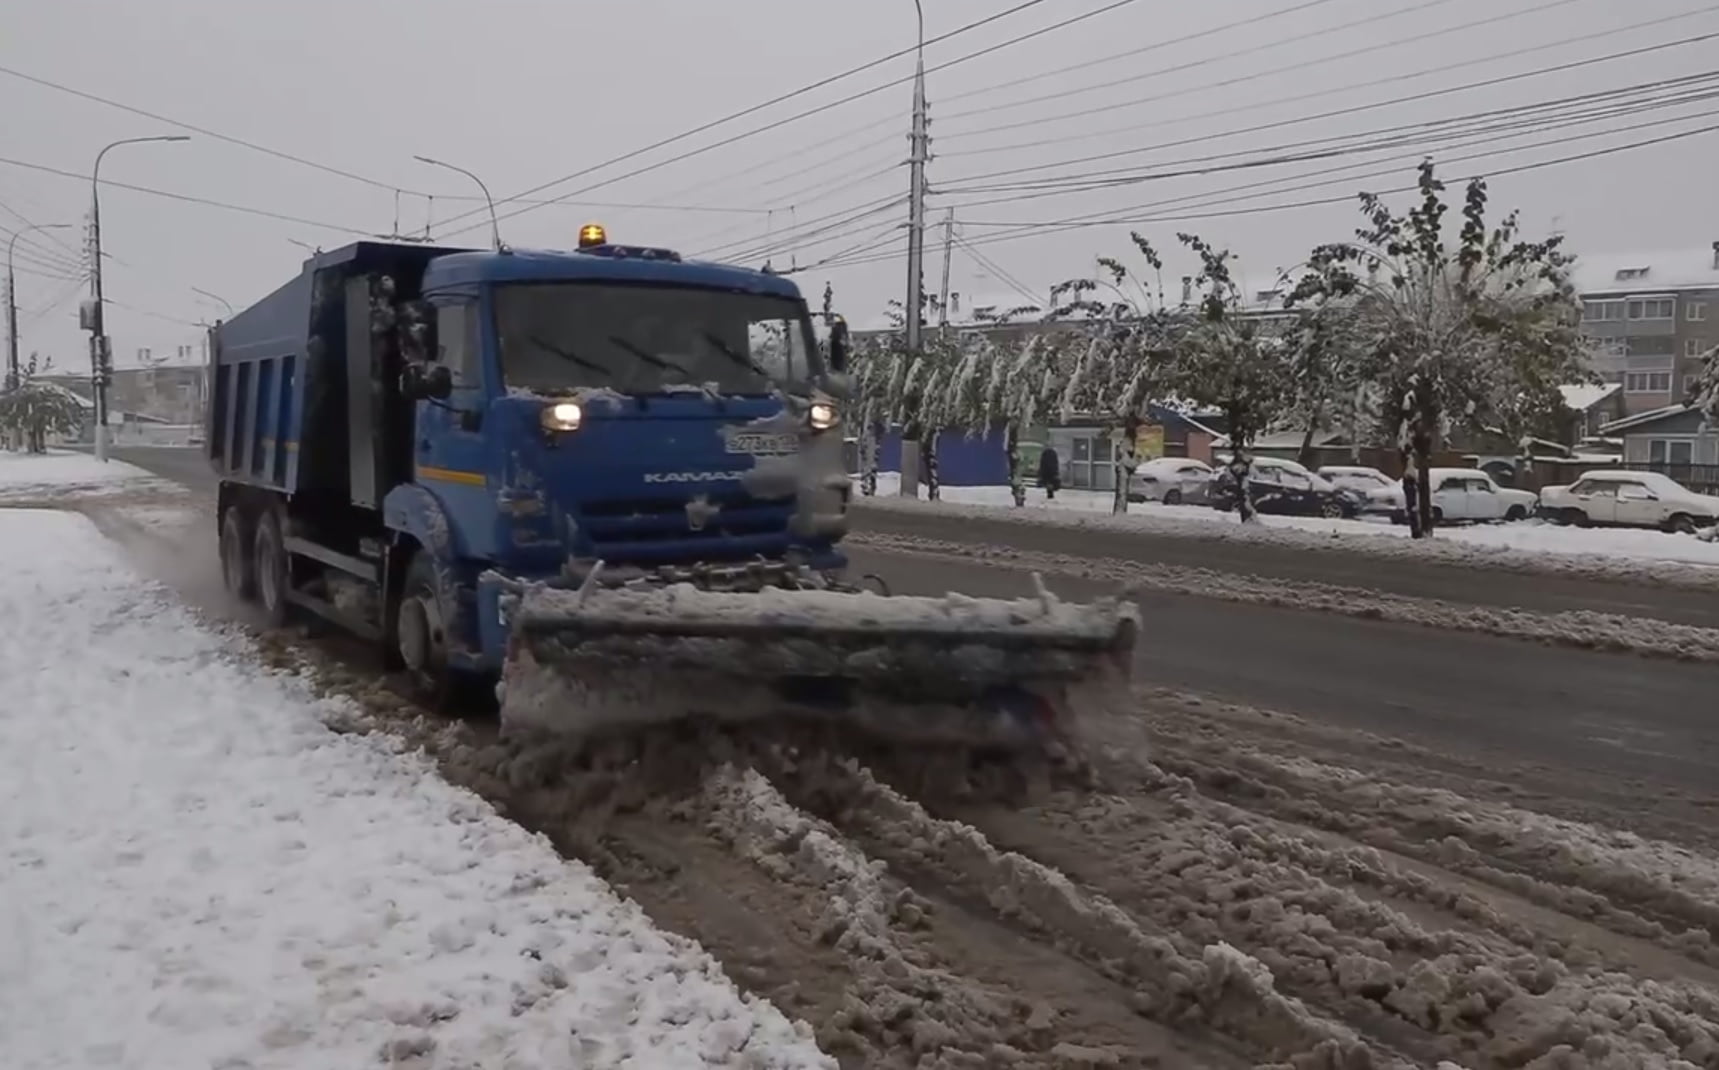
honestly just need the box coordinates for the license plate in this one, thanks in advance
[726,432,798,455]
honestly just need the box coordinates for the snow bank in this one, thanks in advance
[0,449,158,501]
[0,509,831,1070]
[858,473,1719,579]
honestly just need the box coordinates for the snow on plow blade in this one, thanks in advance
[498,580,1139,751]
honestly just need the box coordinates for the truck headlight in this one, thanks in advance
[542,402,583,432]
[808,401,838,431]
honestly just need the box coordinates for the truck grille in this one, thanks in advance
[578,491,795,556]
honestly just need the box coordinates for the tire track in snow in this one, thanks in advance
[81,492,1719,1069]
[849,532,1719,664]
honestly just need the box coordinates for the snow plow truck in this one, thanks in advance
[203,227,1137,755]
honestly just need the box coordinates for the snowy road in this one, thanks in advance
[29,448,1719,1066]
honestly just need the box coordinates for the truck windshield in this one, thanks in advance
[494,282,820,396]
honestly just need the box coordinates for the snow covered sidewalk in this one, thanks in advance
[0,449,171,503]
[858,472,1719,573]
[0,509,831,1070]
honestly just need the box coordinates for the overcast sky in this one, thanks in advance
[3,0,1716,370]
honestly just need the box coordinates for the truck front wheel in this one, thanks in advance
[220,507,255,602]
[395,554,455,710]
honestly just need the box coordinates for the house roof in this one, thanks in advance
[1569,248,1719,296]
[1558,382,1622,412]
[1598,403,1698,434]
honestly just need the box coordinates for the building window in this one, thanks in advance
[1689,302,1708,322]
[1649,439,1695,465]
[1685,338,1714,358]
[1583,300,1625,322]
[1625,371,1672,393]
[1625,335,1675,358]
[1627,297,1675,320]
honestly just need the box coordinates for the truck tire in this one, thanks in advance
[220,506,255,602]
[253,508,290,627]
[394,553,459,711]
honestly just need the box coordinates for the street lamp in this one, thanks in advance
[413,155,505,252]
[6,222,71,393]
[191,286,234,318]
[86,134,190,462]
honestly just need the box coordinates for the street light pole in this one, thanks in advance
[413,156,504,251]
[6,223,71,393]
[87,134,190,462]
[191,286,234,318]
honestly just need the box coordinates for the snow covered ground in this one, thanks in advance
[0,507,831,1070]
[861,472,1719,570]
[0,449,172,503]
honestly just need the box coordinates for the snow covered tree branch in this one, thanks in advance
[1289,161,1587,538]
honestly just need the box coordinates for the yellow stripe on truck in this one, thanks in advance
[418,466,486,486]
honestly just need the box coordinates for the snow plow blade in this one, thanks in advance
[497,577,1139,753]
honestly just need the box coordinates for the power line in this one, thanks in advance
[953,232,1043,307]
[0,155,379,235]
[436,0,1146,239]
[0,63,431,197]
[428,0,1072,235]
[815,118,1719,270]
[939,0,1585,132]
[939,0,1477,124]
[706,194,908,264]
[935,20,1719,187]
[935,76,1719,205]
[963,100,1719,231]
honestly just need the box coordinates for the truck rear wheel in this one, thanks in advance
[220,507,255,602]
[253,509,290,627]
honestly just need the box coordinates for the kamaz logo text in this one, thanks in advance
[644,471,745,483]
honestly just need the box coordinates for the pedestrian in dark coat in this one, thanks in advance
[1038,447,1061,500]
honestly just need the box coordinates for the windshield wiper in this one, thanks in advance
[698,330,772,382]
[528,334,612,378]
[607,334,690,380]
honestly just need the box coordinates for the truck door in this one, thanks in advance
[413,300,492,555]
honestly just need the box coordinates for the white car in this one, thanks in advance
[1317,465,1397,515]
[1383,468,1536,523]
[1127,457,1214,505]
[1538,470,1719,534]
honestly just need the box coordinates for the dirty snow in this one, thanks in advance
[0,508,832,1070]
[0,448,163,502]
[862,473,1719,573]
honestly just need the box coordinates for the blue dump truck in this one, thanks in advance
[205,226,1135,751]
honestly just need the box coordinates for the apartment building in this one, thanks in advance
[1573,245,1719,416]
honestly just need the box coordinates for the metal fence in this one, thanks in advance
[1617,463,1719,496]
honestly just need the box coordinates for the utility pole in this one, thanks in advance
[86,134,190,462]
[936,208,955,332]
[904,0,928,358]
[7,223,71,393]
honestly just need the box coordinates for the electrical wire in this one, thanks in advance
[939,8,1719,158]
[955,96,1719,230]
[0,155,380,235]
[953,232,1043,307]
[812,118,1719,270]
[18,275,90,327]
[435,0,1147,239]
[941,0,1592,135]
[934,76,1719,207]
[0,63,431,197]
[707,194,909,264]
[427,0,1073,234]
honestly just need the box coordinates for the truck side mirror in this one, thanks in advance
[402,363,453,401]
[827,317,850,372]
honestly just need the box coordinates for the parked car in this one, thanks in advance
[1128,457,1214,505]
[1413,468,1538,524]
[1211,459,1367,518]
[1317,465,1398,516]
[1537,470,1719,534]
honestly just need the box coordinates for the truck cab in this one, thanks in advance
[207,228,853,700]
